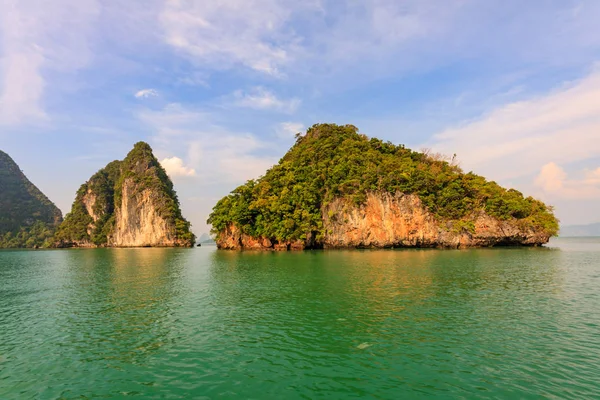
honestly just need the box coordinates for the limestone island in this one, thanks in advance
[0,150,63,248]
[208,124,558,250]
[54,142,195,248]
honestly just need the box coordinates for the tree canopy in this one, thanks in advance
[0,150,62,248]
[208,123,558,242]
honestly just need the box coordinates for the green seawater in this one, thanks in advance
[1,238,599,399]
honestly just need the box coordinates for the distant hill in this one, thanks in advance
[198,232,211,242]
[197,232,216,245]
[560,223,600,237]
[0,150,63,248]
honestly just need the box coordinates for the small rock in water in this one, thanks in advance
[357,342,372,350]
[337,318,347,321]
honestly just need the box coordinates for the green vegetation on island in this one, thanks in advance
[54,142,195,247]
[208,123,558,244]
[0,150,63,248]
[53,160,120,246]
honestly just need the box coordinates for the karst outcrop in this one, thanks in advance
[208,124,558,250]
[54,142,195,247]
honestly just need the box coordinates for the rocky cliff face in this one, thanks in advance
[0,150,63,248]
[216,192,551,250]
[323,193,442,248]
[322,192,550,248]
[54,142,195,248]
[110,178,182,247]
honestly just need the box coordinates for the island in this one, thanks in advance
[208,124,558,250]
[54,142,195,247]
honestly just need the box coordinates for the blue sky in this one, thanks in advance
[2,0,600,234]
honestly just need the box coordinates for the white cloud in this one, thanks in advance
[231,87,300,113]
[0,51,46,125]
[134,88,159,98]
[160,156,196,177]
[159,0,317,75]
[535,163,567,193]
[190,135,276,183]
[427,68,600,184]
[155,1,600,88]
[139,103,277,183]
[277,122,304,138]
[3,0,600,129]
[535,162,600,200]
[585,167,600,184]
[138,103,281,233]
[156,0,451,78]
[0,0,99,125]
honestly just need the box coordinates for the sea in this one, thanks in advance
[1,237,599,399]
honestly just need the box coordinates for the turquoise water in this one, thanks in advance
[1,238,599,399]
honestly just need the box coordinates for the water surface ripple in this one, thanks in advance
[1,238,599,399]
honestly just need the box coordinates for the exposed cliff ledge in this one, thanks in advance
[54,142,195,248]
[209,123,558,250]
[216,193,550,250]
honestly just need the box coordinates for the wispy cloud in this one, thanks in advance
[230,87,300,113]
[159,0,318,75]
[427,68,600,185]
[139,102,280,232]
[277,122,304,138]
[134,88,159,98]
[156,0,445,79]
[0,0,99,125]
[138,103,277,183]
[535,162,600,199]
[0,52,47,125]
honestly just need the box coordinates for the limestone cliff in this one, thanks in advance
[54,142,195,247]
[216,193,551,250]
[321,193,550,249]
[209,123,558,250]
[0,150,63,248]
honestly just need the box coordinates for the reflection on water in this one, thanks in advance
[0,240,599,399]
[59,249,186,365]
[208,248,564,342]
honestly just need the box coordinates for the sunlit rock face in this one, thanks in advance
[216,192,550,250]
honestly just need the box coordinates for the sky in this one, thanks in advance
[1,0,600,235]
